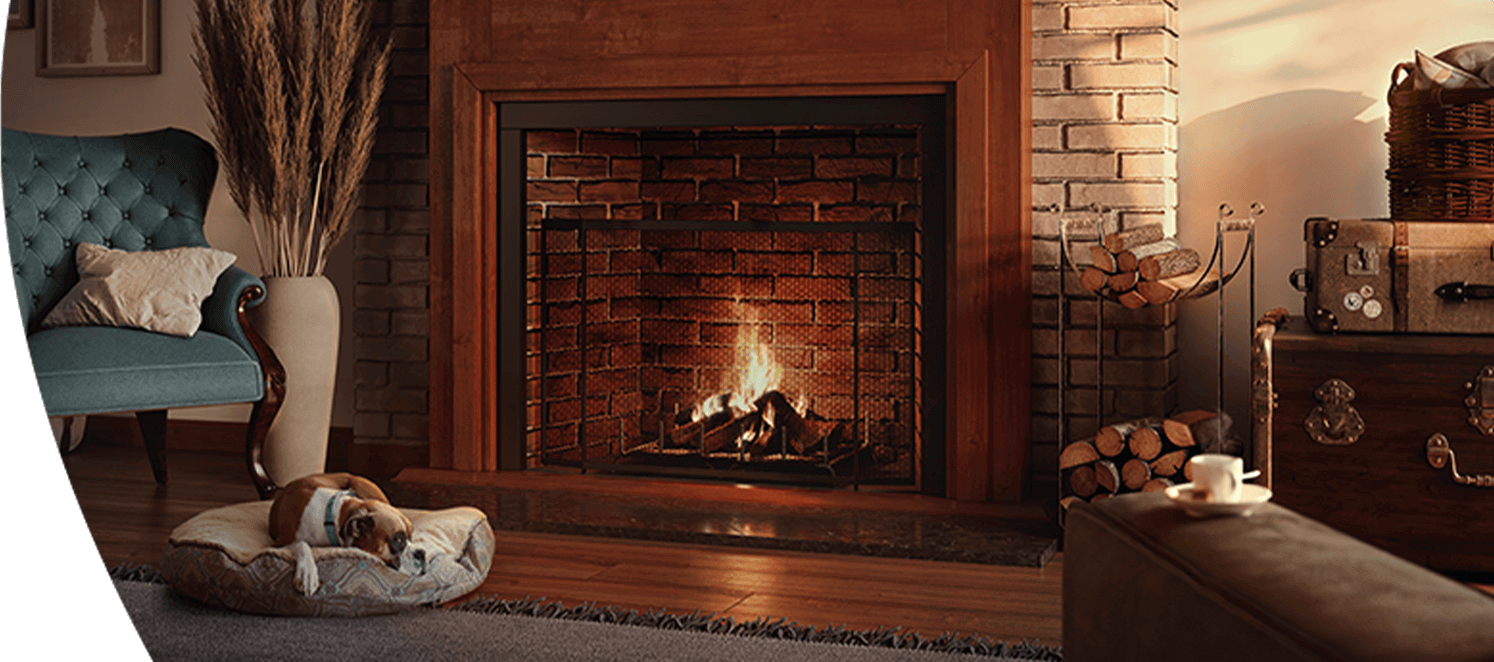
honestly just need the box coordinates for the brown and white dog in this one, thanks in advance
[268,472,418,595]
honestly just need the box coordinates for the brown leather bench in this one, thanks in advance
[1064,492,1494,661]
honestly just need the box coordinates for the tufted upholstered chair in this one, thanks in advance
[3,127,284,498]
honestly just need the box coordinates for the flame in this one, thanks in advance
[687,323,813,452]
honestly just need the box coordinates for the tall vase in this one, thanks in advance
[250,275,340,485]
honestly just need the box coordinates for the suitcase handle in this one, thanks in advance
[1426,433,1494,487]
[1435,282,1494,302]
[1289,268,1312,292]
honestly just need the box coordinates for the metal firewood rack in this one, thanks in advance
[1055,203,1261,511]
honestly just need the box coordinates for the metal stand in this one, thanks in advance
[1055,203,1261,513]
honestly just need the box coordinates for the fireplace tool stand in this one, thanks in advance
[1056,203,1260,522]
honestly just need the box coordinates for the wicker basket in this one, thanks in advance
[1386,61,1494,221]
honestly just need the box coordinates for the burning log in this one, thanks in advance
[668,389,852,459]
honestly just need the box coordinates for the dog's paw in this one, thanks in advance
[292,542,319,595]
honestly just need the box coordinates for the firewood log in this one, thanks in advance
[1102,224,1165,253]
[1095,460,1121,493]
[753,390,808,454]
[1150,449,1189,477]
[1116,237,1182,273]
[1060,495,1083,511]
[1089,492,1113,503]
[1070,465,1099,497]
[1163,410,1217,447]
[799,419,847,456]
[1088,245,1118,273]
[1119,290,1149,309]
[1139,247,1202,281]
[1107,270,1139,292]
[1136,267,1220,305]
[1059,440,1101,470]
[1122,458,1152,490]
[1128,426,1163,461]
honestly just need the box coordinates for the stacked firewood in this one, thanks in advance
[1082,224,1220,308]
[1059,410,1234,510]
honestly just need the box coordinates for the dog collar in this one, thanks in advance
[324,489,355,545]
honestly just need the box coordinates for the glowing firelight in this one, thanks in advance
[690,324,809,431]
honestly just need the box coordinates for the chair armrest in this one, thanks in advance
[200,265,265,354]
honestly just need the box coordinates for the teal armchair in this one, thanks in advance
[3,128,284,498]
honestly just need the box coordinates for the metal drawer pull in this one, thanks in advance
[1426,433,1494,487]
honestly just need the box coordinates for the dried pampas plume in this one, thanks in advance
[192,0,390,277]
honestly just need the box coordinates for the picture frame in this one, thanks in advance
[9,0,32,30]
[37,0,158,77]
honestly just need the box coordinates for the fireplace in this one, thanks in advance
[507,96,947,489]
[428,0,1031,503]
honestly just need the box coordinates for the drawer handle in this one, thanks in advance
[1426,433,1494,487]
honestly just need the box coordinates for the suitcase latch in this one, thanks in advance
[1465,366,1494,436]
[1345,240,1381,276]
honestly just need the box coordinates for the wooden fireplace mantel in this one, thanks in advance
[428,0,1032,503]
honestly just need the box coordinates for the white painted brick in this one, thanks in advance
[1033,183,1066,209]
[1119,92,1178,121]
[1120,31,1177,62]
[1033,125,1065,150]
[1032,4,1065,31]
[1033,94,1116,121]
[1033,64,1065,91]
[1033,210,1062,237]
[1071,63,1174,90]
[1068,4,1175,32]
[1034,152,1116,180]
[1034,34,1115,62]
[1069,180,1176,209]
[1067,123,1176,150]
[1119,151,1177,179]
[1034,239,1062,268]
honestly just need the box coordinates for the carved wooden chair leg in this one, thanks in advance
[136,409,170,484]
[239,285,286,501]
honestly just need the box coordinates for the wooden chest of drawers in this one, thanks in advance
[1254,318,1494,573]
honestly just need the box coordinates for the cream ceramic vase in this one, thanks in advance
[250,275,340,485]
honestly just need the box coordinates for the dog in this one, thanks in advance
[268,472,419,596]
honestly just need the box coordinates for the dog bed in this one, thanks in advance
[159,500,494,617]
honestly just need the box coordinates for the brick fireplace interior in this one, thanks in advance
[512,96,947,490]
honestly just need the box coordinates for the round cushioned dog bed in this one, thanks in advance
[159,500,494,617]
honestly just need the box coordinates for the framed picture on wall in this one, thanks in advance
[9,0,33,30]
[38,0,159,76]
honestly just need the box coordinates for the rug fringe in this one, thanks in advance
[107,564,1062,660]
[444,593,1063,660]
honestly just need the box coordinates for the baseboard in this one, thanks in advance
[80,416,356,471]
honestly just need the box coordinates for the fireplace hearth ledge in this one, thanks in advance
[391,467,1059,567]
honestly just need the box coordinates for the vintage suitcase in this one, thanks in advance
[1253,316,1494,573]
[1290,217,1494,333]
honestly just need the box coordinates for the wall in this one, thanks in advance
[2,0,356,428]
[1174,0,1494,435]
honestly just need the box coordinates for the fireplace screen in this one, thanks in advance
[504,96,946,488]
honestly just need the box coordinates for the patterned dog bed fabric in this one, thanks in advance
[160,500,494,617]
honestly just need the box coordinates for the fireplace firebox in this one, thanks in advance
[499,96,948,490]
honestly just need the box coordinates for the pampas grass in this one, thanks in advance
[192,0,390,277]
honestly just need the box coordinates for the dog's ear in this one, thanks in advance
[341,511,373,544]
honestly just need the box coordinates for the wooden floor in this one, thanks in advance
[64,444,1065,646]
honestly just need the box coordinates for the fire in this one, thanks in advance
[689,323,812,446]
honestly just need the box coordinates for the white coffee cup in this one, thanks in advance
[1189,454,1243,503]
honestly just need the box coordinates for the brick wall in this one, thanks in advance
[1029,0,1180,499]
[352,1,1180,501]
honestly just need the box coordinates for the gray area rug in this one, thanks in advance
[112,572,1061,661]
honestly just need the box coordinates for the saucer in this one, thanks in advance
[1165,483,1273,518]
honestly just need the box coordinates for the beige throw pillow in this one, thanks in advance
[41,243,237,338]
